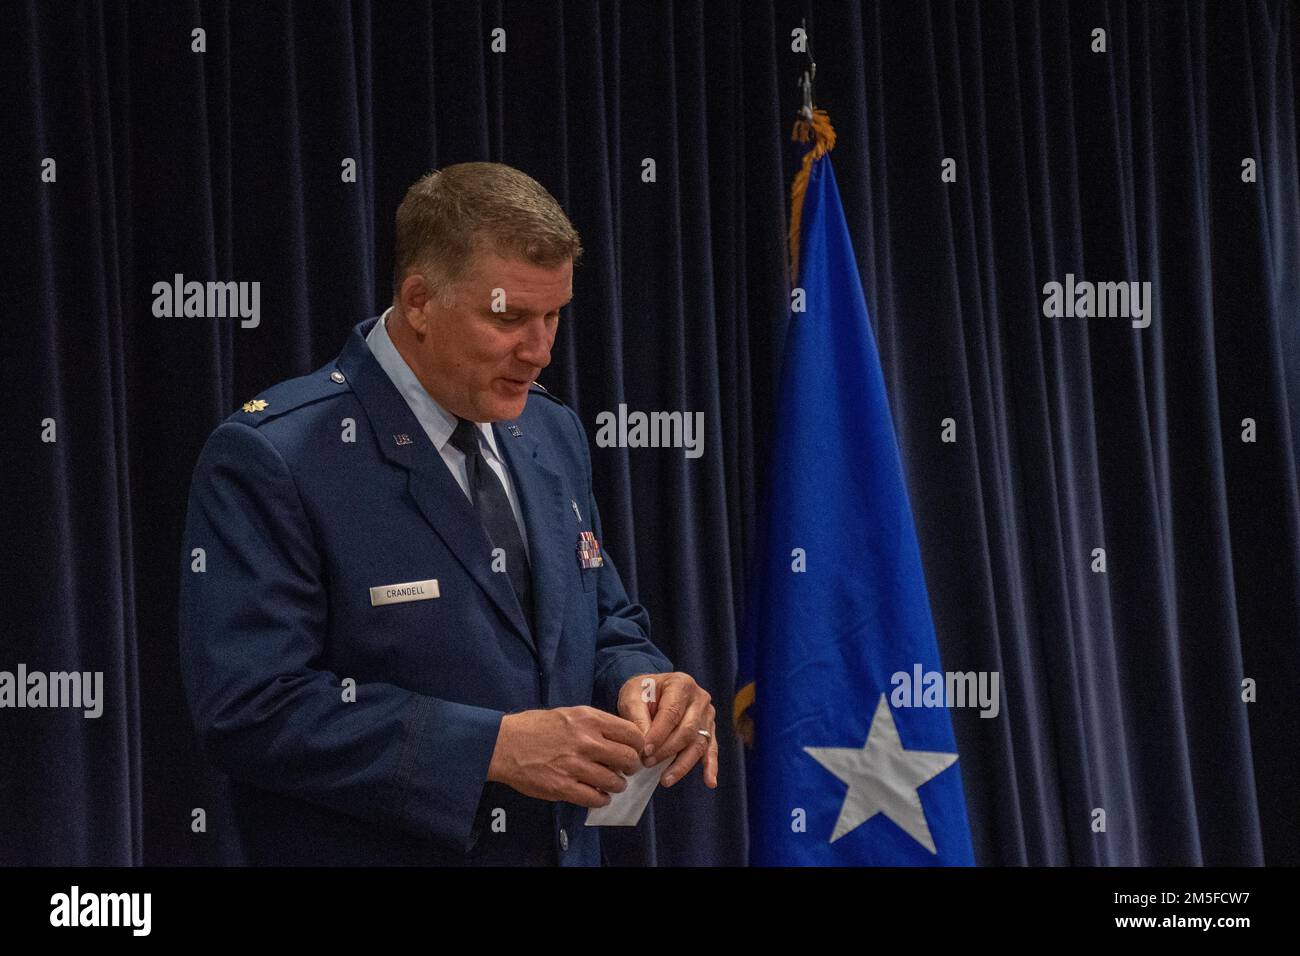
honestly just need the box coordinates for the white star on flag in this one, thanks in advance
[803,693,959,852]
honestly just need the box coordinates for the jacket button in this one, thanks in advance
[330,370,346,384]
[559,828,569,852]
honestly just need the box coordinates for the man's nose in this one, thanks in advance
[517,315,553,368]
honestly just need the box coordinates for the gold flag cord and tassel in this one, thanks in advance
[786,107,837,287]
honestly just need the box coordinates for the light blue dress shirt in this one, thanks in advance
[367,306,530,560]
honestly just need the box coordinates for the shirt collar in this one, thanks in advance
[366,306,505,461]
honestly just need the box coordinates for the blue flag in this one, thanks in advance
[736,115,975,865]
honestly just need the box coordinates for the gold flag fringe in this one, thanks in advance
[734,108,838,751]
[788,108,837,286]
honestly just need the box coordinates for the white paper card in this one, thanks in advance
[584,761,670,827]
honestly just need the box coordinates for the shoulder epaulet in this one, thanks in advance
[528,380,566,406]
[227,364,350,427]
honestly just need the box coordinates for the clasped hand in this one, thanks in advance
[486,671,717,807]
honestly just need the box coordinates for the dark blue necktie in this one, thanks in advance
[449,418,533,630]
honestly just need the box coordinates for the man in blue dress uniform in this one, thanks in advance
[178,163,718,865]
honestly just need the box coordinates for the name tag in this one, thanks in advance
[369,579,441,606]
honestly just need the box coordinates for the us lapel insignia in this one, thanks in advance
[393,433,413,446]
[241,399,268,413]
[507,423,523,437]
[577,530,604,568]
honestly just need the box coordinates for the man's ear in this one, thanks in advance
[397,272,433,335]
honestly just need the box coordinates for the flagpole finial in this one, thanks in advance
[797,16,817,121]
[798,67,816,121]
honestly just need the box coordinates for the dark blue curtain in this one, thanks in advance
[4,0,1298,866]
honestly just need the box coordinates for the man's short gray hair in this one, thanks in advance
[391,162,583,306]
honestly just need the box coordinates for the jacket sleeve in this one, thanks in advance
[178,420,502,853]
[562,407,675,711]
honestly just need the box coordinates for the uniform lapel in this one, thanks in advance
[492,420,571,677]
[336,319,536,657]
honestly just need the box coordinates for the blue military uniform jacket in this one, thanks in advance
[179,315,673,865]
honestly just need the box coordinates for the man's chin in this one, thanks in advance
[483,394,529,422]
